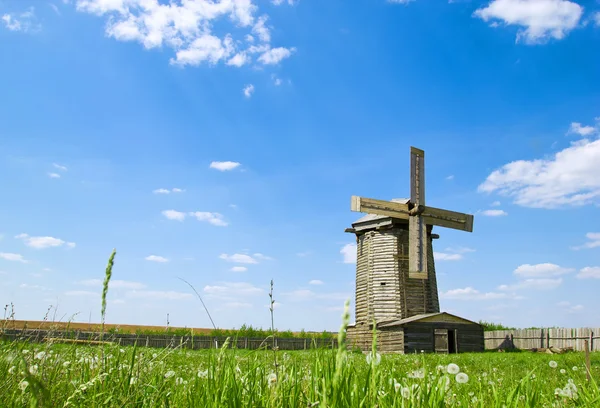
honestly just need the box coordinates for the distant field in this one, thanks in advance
[1,319,334,338]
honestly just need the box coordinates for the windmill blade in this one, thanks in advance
[408,214,428,279]
[410,147,425,207]
[422,206,474,233]
[350,196,411,220]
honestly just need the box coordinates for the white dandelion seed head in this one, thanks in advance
[549,360,558,368]
[447,363,460,375]
[19,380,29,391]
[165,370,175,378]
[455,372,469,384]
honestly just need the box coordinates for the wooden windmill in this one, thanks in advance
[345,147,478,353]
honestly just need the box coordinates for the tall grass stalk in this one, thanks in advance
[100,248,116,343]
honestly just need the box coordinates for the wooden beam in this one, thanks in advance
[421,206,474,233]
[408,215,428,279]
[350,196,410,220]
[410,147,425,207]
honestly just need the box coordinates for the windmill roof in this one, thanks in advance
[352,198,410,225]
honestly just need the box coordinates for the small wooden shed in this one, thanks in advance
[375,312,484,354]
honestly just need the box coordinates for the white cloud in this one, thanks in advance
[145,255,169,263]
[478,136,600,209]
[445,246,476,254]
[272,0,296,5]
[203,282,264,298]
[15,233,75,249]
[126,290,193,300]
[296,251,311,257]
[153,188,170,194]
[594,12,600,27]
[440,286,510,300]
[388,0,415,4]
[48,172,61,179]
[568,122,597,137]
[79,279,147,289]
[258,46,296,65]
[491,201,501,207]
[571,232,600,250]
[171,188,184,193]
[0,252,28,263]
[19,283,50,291]
[577,267,600,279]
[556,300,584,313]
[513,263,574,277]
[480,209,508,216]
[309,279,324,285]
[209,161,241,171]
[53,163,68,171]
[227,52,249,67]
[340,243,356,264]
[219,253,258,264]
[224,301,253,309]
[230,266,247,272]
[473,0,583,44]
[434,252,463,261]
[73,0,295,68]
[498,278,563,291]
[243,84,255,98]
[2,7,39,33]
[271,74,282,86]
[253,253,273,261]
[162,209,186,221]
[189,211,228,226]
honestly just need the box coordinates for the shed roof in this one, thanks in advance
[377,312,481,328]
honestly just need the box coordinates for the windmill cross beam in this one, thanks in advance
[350,146,474,279]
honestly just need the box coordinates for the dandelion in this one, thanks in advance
[560,369,566,374]
[130,377,137,385]
[8,366,16,374]
[572,366,578,371]
[152,353,158,359]
[19,380,29,392]
[22,350,29,354]
[456,372,469,384]
[165,370,175,379]
[34,351,46,360]
[176,377,184,385]
[63,361,71,368]
[267,372,277,386]
[401,387,410,399]
[447,363,460,375]
[366,352,381,366]
[549,360,558,368]
[408,368,425,379]
[119,349,125,353]
[29,365,38,375]
[393,380,401,392]
[198,370,208,378]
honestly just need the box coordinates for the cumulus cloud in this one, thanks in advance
[0,252,28,263]
[162,209,187,221]
[577,267,600,279]
[219,253,258,264]
[478,128,600,208]
[145,255,169,263]
[439,287,510,300]
[571,232,600,250]
[153,188,184,194]
[434,252,463,261]
[473,0,583,44]
[498,278,563,291]
[72,0,295,68]
[480,209,508,217]
[230,266,247,272]
[557,300,584,313]
[48,172,61,179]
[513,263,574,277]
[209,161,241,171]
[243,84,255,98]
[189,211,228,226]
[309,280,324,285]
[340,243,356,264]
[203,281,264,299]
[15,233,75,249]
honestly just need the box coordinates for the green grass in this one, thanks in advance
[1,338,599,407]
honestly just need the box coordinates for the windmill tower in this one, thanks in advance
[345,147,481,354]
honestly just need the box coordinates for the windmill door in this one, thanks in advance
[434,329,449,353]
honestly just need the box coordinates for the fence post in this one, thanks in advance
[546,329,550,349]
[304,338,307,350]
[585,340,591,382]
[245,337,248,349]
[590,331,594,352]
[145,337,149,347]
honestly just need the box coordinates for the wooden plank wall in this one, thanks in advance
[485,328,600,351]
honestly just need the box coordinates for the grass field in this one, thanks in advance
[1,335,599,407]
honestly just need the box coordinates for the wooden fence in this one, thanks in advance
[0,329,338,351]
[485,328,600,351]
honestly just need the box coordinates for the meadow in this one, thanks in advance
[1,335,599,407]
[2,251,598,407]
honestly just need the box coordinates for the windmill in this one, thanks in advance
[345,146,479,353]
[350,147,474,279]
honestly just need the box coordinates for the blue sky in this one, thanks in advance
[1,0,599,332]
